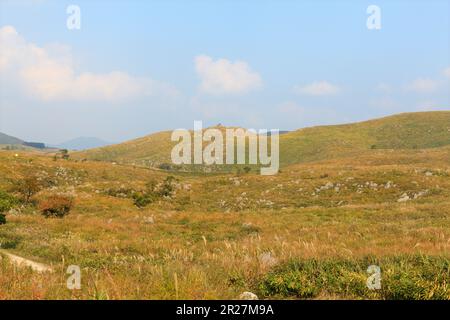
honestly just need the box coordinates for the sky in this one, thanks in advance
[0,0,449,144]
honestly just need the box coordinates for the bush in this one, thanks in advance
[11,175,42,203]
[132,192,154,208]
[158,176,177,197]
[39,195,73,218]
[158,163,172,170]
[129,176,178,208]
[0,213,6,225]
[0,190,18,213]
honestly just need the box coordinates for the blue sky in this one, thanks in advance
[0,0,449,144]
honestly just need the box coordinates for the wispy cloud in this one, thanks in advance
[404,77,439,94]
[293,81,340,96]
[195,55,262,95]
[444,67,450,79]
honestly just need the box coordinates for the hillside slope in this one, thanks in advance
[0,132,24,145]
[280,111,450,166]
[73,111,450,169]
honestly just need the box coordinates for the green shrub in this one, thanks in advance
[0,190,18,213]
[129,176,178,208]
[0,214,6,225]
[1,237,20,248]
[158,163,172,170]
[132,192,154,208]
[158,176,177,197]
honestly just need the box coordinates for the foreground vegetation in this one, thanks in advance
[259,255,449,299]
[0,141,449,299]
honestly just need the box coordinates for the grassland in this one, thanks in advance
[0,139,449,299]
[73,111,450,171]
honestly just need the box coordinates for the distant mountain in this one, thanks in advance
[0,132,24,145]
[0,132,47,150]
[56,137,113,151]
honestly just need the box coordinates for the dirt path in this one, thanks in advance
[0,249,53,273]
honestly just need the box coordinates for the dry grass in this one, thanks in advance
[0,147,449,299]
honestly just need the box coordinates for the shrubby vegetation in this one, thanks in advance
[258,255,450,299]
[38,194,74,218]
[103,176,178,208]
[0,190,18,213]
[10,175,43,203]
[0,190,19,225]
[132,176,178,208]
[0,113,450,299]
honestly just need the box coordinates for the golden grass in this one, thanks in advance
[0,146,449,299]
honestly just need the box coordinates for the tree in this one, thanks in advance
[12,175,42,203]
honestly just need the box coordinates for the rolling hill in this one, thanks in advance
[73,111,450,170]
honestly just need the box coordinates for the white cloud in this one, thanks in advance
[195,55,262,95]
[405,78,438,94]
[293,81,340,96]
[444,67,450,79]
[0,25,177,102]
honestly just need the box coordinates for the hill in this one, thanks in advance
[54,137,113,151]
[279,111,450,166]
[0,144,449,299]
[0,132,24,145]
[73,111,450,170]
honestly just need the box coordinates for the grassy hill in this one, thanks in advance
[280,111,450,166]
[0,144,449,299]
[73,111,450,170]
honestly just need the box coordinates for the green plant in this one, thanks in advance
[0,190,18,213]
[132,192,154,208]
[158,176,177,197]
[0,214,6,225]
[60,149,70,160]
[258,255,450,300]
[158,163,172,170]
